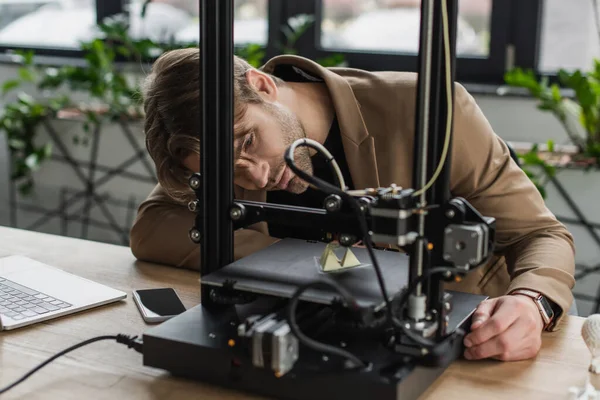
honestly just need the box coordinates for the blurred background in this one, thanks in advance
[0,0,598,315]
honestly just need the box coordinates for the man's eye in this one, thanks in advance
[243,133,254,150]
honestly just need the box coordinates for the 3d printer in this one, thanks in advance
[141,0,496,399]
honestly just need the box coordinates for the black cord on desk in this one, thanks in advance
[0,333,143,395]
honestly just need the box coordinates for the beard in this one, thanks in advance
[264,102,313,194]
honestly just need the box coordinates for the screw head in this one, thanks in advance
[324,195,342,212]
[445,209,455,219]
[230,207,242,220]
[339,234,354,246]
[189,175,201,190]
[188,200,198,212]
[189,228,201,243]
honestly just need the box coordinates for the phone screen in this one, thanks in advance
[135,288,186,316]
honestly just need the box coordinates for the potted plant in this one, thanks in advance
[504,61,600,198]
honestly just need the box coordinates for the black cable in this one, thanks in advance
[285,142,457,350]
[0,334,143,395]
[287,280,367,369]
[284,141,394,321]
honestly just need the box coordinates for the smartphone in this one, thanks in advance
[133,288,186,323]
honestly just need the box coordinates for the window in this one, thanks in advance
[282,0,512,84]
[0,0,97,50]
[0,0,552,86]
[320,0,492,57]
[126,0,269,45]
[0,0,268,53]
[538,0,599,73]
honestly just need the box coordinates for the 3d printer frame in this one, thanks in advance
[141,1,497,399]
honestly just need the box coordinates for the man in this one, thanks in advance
[131,48,576,362]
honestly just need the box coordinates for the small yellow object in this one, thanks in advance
[320,242,361,273]
[228,339,235,347]
[427,243,433,250]
[275,371,283,378]
[454,275,462,282]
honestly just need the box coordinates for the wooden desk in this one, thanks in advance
[0,226,592,399]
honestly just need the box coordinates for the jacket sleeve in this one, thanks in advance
[129,185,279,270]
[450,83,575,330]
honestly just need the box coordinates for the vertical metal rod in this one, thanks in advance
[409,0,458,321]
[428,0,457,205]
[410,0,436,307]
[199,0,234,305]
[430,0,458,336]
[218,0,234,266]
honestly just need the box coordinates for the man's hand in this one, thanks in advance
[463,295,544,361]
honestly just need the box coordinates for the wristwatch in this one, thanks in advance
[510,289,556,330]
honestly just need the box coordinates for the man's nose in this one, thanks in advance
[248,160,269,189]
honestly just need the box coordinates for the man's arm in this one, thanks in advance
[450,83,575,329]
[129,184,278,270]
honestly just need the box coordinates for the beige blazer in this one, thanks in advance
[130,55,575,329]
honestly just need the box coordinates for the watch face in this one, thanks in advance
[539,297,554,319]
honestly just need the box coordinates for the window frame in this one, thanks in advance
[508,0,543,72]
[0,0,546,87]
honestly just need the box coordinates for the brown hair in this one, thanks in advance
[142,48,280,204]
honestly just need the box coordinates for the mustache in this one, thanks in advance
[267,163,287,189]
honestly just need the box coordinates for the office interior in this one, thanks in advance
[0,0,597,317]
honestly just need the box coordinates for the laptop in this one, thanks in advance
[0,255,126,330]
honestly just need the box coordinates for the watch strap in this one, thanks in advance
[510,289,555,330]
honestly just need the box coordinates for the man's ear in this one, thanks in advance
[246,69,278,102]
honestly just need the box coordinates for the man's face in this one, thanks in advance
[232,101,312,193]
[184,101,313,194]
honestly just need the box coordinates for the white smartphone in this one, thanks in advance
[133,288,186,323]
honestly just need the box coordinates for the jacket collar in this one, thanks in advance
[261,55,369,146]
[260,55,380,189]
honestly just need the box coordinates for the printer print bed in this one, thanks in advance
[202,238,410,309]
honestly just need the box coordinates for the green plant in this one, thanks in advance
[0,16,167,195]
[504,63,600,198]
[503,0,600,199]
[505,66,600,157]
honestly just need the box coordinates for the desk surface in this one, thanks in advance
[0,226,593,400]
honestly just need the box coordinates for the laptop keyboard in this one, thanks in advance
[0,277,72,321]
